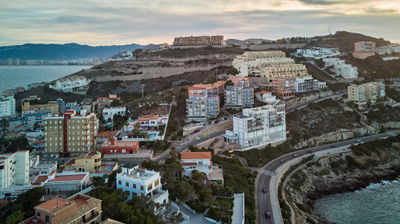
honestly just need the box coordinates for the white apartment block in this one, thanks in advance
[323,58,358,79]
[225,86,254,108]
[376,44,400,55]
[102,107,126,121]
[180,152,213,177]
[348,82,385,104]
[49,76,91,92]
[116,166,169,204]
[0,150,30,198]
[294,47,340,59]
[294,76,319,93]
[224,104,286,151]
[0,95,16,118]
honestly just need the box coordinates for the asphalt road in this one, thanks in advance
[256,131,400,224]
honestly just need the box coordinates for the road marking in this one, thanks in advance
[261,169,276,176]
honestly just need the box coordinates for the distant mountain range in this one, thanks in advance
[0,43,152,61]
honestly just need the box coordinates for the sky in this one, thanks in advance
[0,0,399,46]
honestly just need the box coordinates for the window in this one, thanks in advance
[36,212,41,217]
[126,182,129,187]
[133,184,136,189]
[45,215,49,222]
[140,186,144,191]
[118,180,122,185]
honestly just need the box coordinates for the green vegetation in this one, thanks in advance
[141,140,169,152]
[0,136,31,153]
[235,143,295,167]
[345,55,400,81]
[0,187,45,223]
[166,87,187,140]
[366,104,400,123]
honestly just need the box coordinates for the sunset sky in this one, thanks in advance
[0,0,399,46]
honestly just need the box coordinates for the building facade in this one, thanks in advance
[101,139,139,154]
[348,82,385,104]
[116,166,169,204]
[64,152,101,172]
[353,41,376,59]
[180,152,213,177]
[22,101,59,115]
[44,110,99,158]
[102,107,126,121]
[272,79,295,98]
[0,150,30,198]
[173,35,224,46]
[224,104,286,150]
[0,95,16,118]
[24,194,102,224]
[294,76,319,93]
[186,82,225,123]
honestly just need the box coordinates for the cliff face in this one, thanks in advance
[284,136,400,224]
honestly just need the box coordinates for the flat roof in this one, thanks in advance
[36,198,69,212]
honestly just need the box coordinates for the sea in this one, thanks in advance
[314,178,400,224]
[0,65,91,94]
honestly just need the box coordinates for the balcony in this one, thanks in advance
[83,211,100,223]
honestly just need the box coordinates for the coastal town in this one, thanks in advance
[0,32,400,224]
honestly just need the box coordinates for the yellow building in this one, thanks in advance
[22,101,59,114]
[44,110,99,158]
[348,82,385,104]
[64,152,101,172]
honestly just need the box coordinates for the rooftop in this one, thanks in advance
[101,139,139,148]
[181,151,212,160]
[36,198,69,212]
[97,130,119,139]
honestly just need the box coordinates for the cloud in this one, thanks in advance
[0,0,399,45]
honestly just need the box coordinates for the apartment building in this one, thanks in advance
[22,101,59,115]
[49,76,91,94]
[0,150,30,198]
[102,107,126,121]
[173,35,224,46]
[64,152,101,172]
[323,58,358,79]
[23,194,102,224]
[116,166,169,204]
[272,79,295,98]
[186,82,225,123]
[224,104,287,151]
[293,47,340,59]
[353,41,376,59]
[348,82,385,104]
[101,139,139,154]
[232,51,309,80]
[44,110,99,158]
[225,77,254,108]
[8,111,51,131]
[294,76,319,93]
[0,95,16,118]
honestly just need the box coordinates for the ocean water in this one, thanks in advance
[314,178,400,224]
[0,65,91,94]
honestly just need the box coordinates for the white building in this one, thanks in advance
[134,114,168,129]
[224,104,286,151]
[323,58,358,79]
[0,150,30,198]
[255,91,278,104]
[294,76,319,93]
[294,47,340,59]
[102,107,126,121]
[116,166,169,204]
[376,44,400,55]
[49,76,91,94]
[0,95,16,118]
[32,171,90,193]
[180,152,213,177]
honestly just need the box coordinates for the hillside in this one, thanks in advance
[308,31,390,52]
[0,43,145,60]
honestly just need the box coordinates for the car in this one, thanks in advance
[265,211,271,219]
[262,188,268,193]
[307,150,312,153]
[331,145,336,148]
[281,159,284,163]
[293,153,298,157]
[356,139,362,143]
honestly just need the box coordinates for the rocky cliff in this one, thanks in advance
[284,135,400,224]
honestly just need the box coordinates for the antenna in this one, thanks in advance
[329,27,331,35]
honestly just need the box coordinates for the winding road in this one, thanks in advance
[256,130,400,224]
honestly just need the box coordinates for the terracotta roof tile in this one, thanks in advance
[181,152,212,160]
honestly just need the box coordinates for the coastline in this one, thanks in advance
[282,135,400,223]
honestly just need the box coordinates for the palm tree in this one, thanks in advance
[1,118,9,137]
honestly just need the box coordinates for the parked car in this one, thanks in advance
[265,211,271,219]
[293,153,298,157]
[262,188,268,193]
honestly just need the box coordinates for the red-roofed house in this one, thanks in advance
[101,139,139,154]
[32,171,89,193]
[180,152,213,177]
[96,130,120,144]
[134,114,168,129]
[22,194,103,224]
